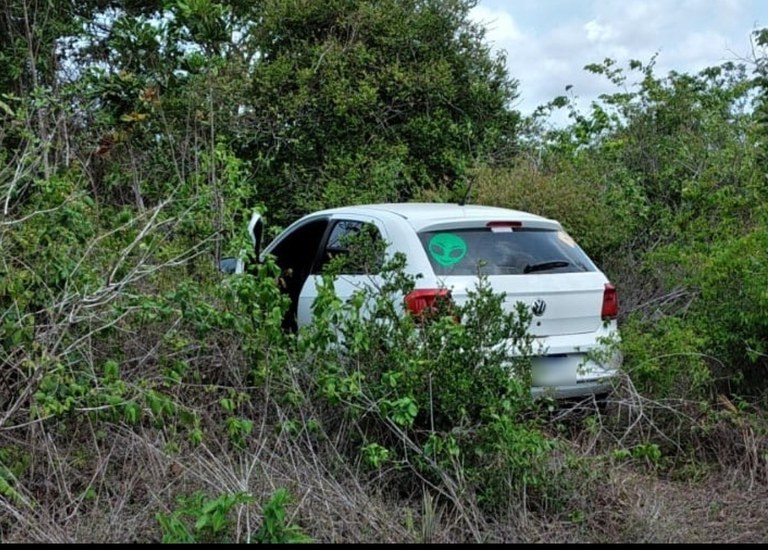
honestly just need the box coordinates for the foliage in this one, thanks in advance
[3,0,768,542]
[486,53,768,400]
[297,252,555,509]
[471,162,644,262]
[255,488,313,544]
[619,316,712,400]
[675,220,768,394]
[751,27,768,172]
[156,490,254,543]
[0,446,30,506]
[242,0,520,224]
[156,487,310,544]
[156,487,312,544]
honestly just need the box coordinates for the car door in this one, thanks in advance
[261,216,331,331]
[296,215,389,327]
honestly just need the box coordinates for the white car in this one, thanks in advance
[228,202,622,399]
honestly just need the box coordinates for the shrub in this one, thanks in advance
[619,315,712,400]
[156,488,310,544]
[296,252,556,510]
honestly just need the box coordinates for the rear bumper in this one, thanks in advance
[531,378,614,399]
[529,348,622,399]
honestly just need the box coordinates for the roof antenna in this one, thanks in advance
[458,172,476,206]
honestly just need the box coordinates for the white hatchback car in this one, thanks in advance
[227,202,622,399]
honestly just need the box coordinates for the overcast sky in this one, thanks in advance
[470,0,768,121]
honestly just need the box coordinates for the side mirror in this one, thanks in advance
[218,257,244,274]
[248,211,263,259]
[219,210,264,275]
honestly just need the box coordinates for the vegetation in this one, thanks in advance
[1,0,768,542]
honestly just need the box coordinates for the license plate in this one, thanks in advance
[532,355,577,386]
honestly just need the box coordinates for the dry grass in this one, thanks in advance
[2,285,767,544]
[3,378,768,544]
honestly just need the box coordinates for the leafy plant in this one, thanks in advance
[255,488,312,544]
[156,490,253,543]
[298,251,554,509]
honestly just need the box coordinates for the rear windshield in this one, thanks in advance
[418,228,597,276]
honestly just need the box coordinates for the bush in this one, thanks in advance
[294,252,556,510]
[681,225,768,395]
[156,488,310,544]
[619,315,712,401]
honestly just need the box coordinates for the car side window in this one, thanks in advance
[314,220,385,275]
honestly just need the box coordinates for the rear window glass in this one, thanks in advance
[418,228,596,276]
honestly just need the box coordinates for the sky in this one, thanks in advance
[470,0,768,122]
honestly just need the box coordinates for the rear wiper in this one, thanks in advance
[523,260,570,274]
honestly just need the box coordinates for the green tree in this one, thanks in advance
[241,0,520,224]
[509,54,768,398]
[751,27,768,173]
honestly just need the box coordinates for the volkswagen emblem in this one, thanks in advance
[531,299,547,317]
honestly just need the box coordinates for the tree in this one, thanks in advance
[751,28,768,173]
[239,0,520,224]
[506,54,768,397]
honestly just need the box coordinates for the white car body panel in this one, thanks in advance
[295,212,391,326]
[252,203,622,399]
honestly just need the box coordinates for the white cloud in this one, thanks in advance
[470,6,525,47]
[584,19,616,43]
[470,0,768,120]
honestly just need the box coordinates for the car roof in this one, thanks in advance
[311,202,557,231]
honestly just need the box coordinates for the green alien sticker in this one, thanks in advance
[428,233,467,267]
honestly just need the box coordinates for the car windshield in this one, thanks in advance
[418,227,596,276]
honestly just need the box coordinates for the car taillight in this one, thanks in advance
[601,282,619,320]
[404,288,454,322]
[486,221,522,232]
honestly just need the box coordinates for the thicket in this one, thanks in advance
[1,0,768,542]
